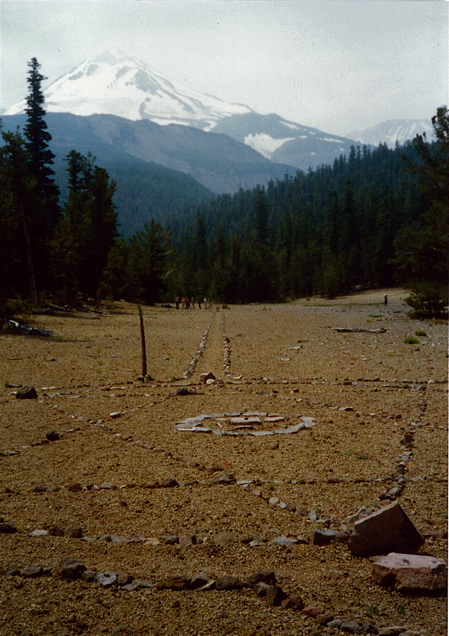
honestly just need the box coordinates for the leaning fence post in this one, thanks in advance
[137,304,147,377]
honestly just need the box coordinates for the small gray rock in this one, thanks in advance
[99,482,116,490]
[117,573,133,586]
[160,535,178,545]
[97,572,118,588]
[312,529,349,546]
[271,536,298,546]
[199,372,216,384]
[217,473,236,485]
[190,572,210,589]
[45,430,60,441]
[340,620,363,633]
[281,595,305,611]
[326,619,343,629]
[21,566,44,578]
[254,581,271,596]
[53,558,86,580]
[29,529,48,537]
[265,584,288,606]
[316,615,336,626]
[122,580,153,591]
[160,478,179,488]
[246,571,277,588]
[215,575,242,590]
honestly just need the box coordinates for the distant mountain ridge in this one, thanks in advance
[210,113,359,170]
[1,112,297,233]
[347,119,435,147]
[5,49,363,172]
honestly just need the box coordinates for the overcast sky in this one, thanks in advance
[1,0,447,135]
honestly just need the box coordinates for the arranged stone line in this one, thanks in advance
[182,309,217,379]
[2,377,446,513]
[377,391,430,502]
[4,403,444,532]
[0,559,388,633]
[4,554,443,630]
[221,311,232,376]
[2,374,446,509]
[175,412,316,436]
[2,381,445,491]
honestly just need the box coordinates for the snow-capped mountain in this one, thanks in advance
[347,119,435,148]
[5,49,365,172]
[5,49,254,129]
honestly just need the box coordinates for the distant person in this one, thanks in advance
[384,294,388,305]
[175,296,180,310]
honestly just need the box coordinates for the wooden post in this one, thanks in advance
[137,304,147,377]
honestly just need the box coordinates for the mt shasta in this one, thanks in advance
[4,50,432,206]
[6,49,361,174]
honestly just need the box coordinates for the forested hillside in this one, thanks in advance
[163,138,445,305]
[1,57,447,317]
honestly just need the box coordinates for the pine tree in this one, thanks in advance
[22,58,60,295]
[53,151,117,304]
[23,59,59,203]
[398,106,449,316]
[0,129,38,303]
[131,220,172,305]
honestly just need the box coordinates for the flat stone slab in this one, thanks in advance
[347,501,424,557]
[372,552,447,593]
[230,417,261,425]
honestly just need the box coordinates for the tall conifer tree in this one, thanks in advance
[22,58,60,295]
[23,58,58,202]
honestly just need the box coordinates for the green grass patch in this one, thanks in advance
[404,336,420,345]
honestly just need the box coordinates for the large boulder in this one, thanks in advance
[372,552,447,593]
[347,501,424,557]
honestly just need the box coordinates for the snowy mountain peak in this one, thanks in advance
[5,50,254,128]
[347,119,435,147]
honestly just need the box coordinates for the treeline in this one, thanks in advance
[1,58,447,318]
[99,111,447,316]
[167,142,423,302]
[113,109,448,314]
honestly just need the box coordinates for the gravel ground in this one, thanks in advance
[0,289,447,636]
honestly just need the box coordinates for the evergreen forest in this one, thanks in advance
[1,59,448,319]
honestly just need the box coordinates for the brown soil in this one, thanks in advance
[0,289,447,636]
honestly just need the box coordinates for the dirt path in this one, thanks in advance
[0,292,447,636]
